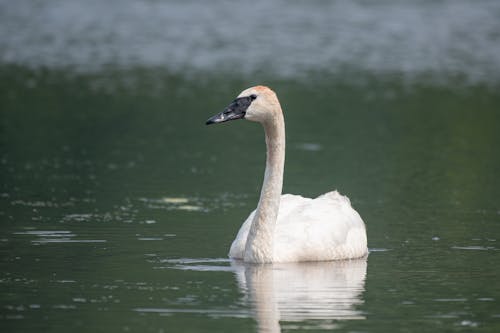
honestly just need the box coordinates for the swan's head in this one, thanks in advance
[206,86,281,125]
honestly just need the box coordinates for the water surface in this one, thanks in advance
[1,1,500,332]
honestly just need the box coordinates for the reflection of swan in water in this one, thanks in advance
[231,259,367,332]
[206,86,367,263]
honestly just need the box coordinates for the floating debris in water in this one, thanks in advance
[177,205,203,212]
[459,320,479,327]
[138,193,247,213]
[72,298,87,303]
[162,197,189,204]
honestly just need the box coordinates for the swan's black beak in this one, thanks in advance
[206,96,253,125]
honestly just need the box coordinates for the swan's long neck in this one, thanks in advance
[244,111,285,263]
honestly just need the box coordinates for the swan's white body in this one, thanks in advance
[207,86,368,263]
[229,192,367,262]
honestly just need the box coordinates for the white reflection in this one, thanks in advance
[231,259,367,332]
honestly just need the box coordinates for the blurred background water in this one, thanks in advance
[1,0,500,332]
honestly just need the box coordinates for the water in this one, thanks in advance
[1,1,500,332]
[2,0,500,84]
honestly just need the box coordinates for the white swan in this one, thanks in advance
[206,86,367,263]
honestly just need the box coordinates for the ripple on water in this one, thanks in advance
[34,239,107,244]
[369,248,391,253]
[138,197,205,212]
[10,200,56,207]
[137,193,249,213]
[61,214,94,222]
[154,258,233,272]
[14,230,74,236]
[133,307,250,319]
[451,246,496,251]
[433,298,468,302]
[52,304,76,310]
[13,230,106,244]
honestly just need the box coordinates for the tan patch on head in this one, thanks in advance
[238,85,276,98]
[254,85,273,93]
[254,85,277,97]
[239,85,277,99]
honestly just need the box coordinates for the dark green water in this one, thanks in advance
[1,66,500,332]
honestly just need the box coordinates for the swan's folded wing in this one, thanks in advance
[274,191,367,261]
[228,210,255,259]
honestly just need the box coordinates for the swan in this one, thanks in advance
[206,86,367,263]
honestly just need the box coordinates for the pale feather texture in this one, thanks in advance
[229,191,368,262]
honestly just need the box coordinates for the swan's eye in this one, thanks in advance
[250,94,257,101]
